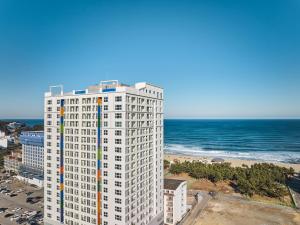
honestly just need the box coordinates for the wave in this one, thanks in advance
[164,144,300,164]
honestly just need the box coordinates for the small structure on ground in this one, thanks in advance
[164,179,187,225]
[211,157,225,163]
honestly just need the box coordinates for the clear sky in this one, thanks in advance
[0,0,299,119]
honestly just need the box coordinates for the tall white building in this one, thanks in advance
[44,81,164,225]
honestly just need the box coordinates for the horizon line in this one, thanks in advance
[1,117,300,120]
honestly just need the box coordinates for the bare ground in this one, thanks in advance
[195,194,300,225]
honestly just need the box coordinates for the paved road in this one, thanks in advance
[183,191,211,225]
[288,174,300,209]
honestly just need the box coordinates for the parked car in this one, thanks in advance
[0,207,8,213]
[4,213,14,218]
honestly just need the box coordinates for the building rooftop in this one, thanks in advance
[20,131,44,147]
[164,179,186,190]
[45,80,163,98]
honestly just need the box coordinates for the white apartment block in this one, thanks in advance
[164,179,187,225]
[0,131,8,149]
[44,80,164,225]
[20,131,44,170]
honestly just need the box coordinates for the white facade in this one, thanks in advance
[20,131,44,170]
[44,81,164,225]
[22,144,44,169]
[164,179,187,225]
[0,131,8,149]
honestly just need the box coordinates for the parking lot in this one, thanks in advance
[0,172,43,225]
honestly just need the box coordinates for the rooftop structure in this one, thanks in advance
[45,80,163,98]
[164,179,187,190]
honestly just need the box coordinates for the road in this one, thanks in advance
[288,174,300,209]
[183,191,211,225]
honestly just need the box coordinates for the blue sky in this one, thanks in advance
[0,0,299,119]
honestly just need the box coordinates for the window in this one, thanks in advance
[115,147,121,153]
[104,97,108,102]
[115,122,122,127]
[115,113,122,119]
[104,113,108,119]
[115,96,122,102]
[115,198,121,204]
[104,105,108,111]
[115,181,121,187]
[115,173,121,178]
[115,215,121,221]
[115,130,121,136]
[104,130,108,135]
[115,105,122,110]
[115,164,121,170]
[115,156,121,161]
[115,139,122,144]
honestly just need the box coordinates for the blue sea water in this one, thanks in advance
[1,119,43,127]
[165,119,300,164]
[5,119,300,164]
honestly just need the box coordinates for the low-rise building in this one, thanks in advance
[4,151,22,173]
[164,179,187,225]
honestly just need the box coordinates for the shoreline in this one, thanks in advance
[165,153,300,172]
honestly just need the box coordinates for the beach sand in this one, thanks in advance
[165,153,300,172]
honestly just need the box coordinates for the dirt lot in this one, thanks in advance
[195,194,300,225]
[0,174,43,225]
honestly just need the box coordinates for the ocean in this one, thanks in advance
[6,119,300,164]
[165,119,300,164]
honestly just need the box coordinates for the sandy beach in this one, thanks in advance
[165,153,300,172]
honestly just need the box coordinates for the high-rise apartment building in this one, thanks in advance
[44,81,164,225]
